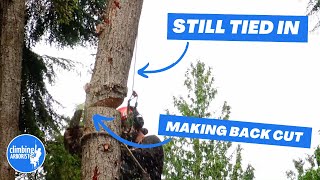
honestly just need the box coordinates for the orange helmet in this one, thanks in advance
[117,106,144,130]
[117,106,134,121]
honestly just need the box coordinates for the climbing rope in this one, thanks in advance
[131,35,138,93]
[126,33,139,131]
[123,144,151,180]
[123,30,151,179]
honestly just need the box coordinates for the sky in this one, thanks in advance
[33,0,320,179]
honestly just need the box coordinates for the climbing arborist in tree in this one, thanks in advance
[118,107,145,143]
[119,91,164,180]
[64,91,164,180]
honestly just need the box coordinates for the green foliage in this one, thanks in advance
[43,134,81,180]
[286,146,320,180]
[19,44,81,179]
[163,61,254,180]
[21,0,100,137]
[20,45,75,139]
[243,164,255,180]
[18,0,108,178]
[21,0,101,138]
[26,0,106,47]
[18,0,106,178]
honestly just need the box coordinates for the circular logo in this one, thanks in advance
[6,134,46,173]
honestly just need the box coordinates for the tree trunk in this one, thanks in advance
[0,0,25,179]
[81,0,143,179]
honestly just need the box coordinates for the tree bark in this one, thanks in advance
[0,0,25,179]
[81,0,143,179]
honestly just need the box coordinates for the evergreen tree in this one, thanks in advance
[20,0,106,139]
[17,39,81,180]
[6,0,108,178]
[286,133,320,180]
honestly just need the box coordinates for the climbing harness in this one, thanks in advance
[125,90,139,132]
[123,91,150,179]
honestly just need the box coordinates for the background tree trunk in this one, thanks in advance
[0,0,25,179]
[81,0,143,179]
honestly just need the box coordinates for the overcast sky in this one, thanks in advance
[33,0,320,179]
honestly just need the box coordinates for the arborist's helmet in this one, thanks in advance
[117,106,144,130]
[118,106,133,121]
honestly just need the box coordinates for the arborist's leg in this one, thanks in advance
[122,135,164,180]
[120,146,141,180]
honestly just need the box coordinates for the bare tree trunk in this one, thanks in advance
[81,0,143,179]
[0,0,25,179]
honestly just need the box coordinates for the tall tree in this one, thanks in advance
[20,0,110,141]
[80,0,144,179]
[0,0,26,179]
[286,136,320,180]
[163,61,255,180]
[1,0,106,178]
[0,0,113,178]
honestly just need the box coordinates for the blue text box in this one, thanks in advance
[158,114,312,148]
[167,13,308,42]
